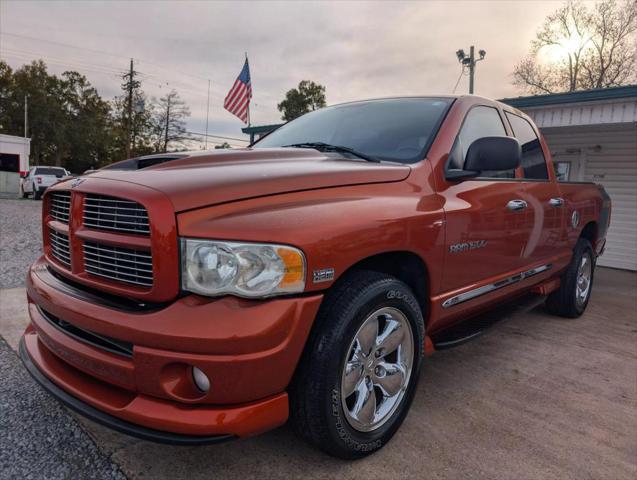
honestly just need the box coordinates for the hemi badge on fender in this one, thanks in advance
[313,268,335,283]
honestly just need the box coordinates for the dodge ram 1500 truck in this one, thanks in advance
[20,95,611,458]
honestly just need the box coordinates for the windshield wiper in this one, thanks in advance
[282,142,380,163]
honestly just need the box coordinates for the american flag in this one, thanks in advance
[224,59,252,124]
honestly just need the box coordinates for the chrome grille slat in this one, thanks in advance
[82,223,150,234]
[83,194,150,235]
[83,244,152,260]
[84,211,148,220]
[49,192,71,224]
[83,242,153,287]
[49,229,71,267]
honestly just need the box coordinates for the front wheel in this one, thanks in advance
[546,238,595,318]
[289,270,424,458]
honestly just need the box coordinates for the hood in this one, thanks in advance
[89,148,411,212]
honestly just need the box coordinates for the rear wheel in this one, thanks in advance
[546,238,595,318]
[289,270,424,458]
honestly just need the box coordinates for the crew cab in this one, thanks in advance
[21,166,71,199]
[20,95,610,458]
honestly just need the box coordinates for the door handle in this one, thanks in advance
[549,197,564,207]
[507,199,528,211]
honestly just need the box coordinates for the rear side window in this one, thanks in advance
[506,112,548,180]
[449,106,514,178]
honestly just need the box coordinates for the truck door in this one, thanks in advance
[440,105,532,293]
[504,112,567,267]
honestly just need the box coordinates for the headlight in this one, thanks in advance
[181,238,306,298]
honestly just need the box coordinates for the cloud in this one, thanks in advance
[0,0,563,146]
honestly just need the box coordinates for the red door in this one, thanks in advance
[440,105,532,293]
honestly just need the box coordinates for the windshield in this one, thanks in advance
[254,98,453,164]
[35,167,66,176]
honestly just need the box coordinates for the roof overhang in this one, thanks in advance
[500,85,637,129]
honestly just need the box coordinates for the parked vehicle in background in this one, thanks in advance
[21,166,71,199]
[20,95,610,459]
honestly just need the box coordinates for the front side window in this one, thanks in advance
[254,98,453,164]
[448,106,514,178]
[506,112,548,180]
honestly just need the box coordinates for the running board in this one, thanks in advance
[431,293,547,350]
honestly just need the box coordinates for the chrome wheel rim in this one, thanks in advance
[340,307,414,432]
[575,253,592,307]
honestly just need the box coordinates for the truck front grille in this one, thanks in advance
[83,242,153,287]
[83,194,150,235]
[50,191,71,224]
[49,228,71,268]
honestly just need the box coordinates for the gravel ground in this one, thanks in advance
[0,199,43,289]
[0,337,126,480]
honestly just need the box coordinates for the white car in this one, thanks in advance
[21,166,71,200]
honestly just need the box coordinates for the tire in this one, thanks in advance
[289,270,425,459]
[546,238,595,318]
[34,188,42,200]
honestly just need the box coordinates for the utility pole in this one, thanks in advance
[121,58,139,158]
[24,96,28,138]
[455,46,486,94]
[164,94,171,153]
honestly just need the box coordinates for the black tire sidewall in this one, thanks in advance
[319,278,424,456]
[571,241,595,315]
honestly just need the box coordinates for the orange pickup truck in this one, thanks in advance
[21,95,610,458]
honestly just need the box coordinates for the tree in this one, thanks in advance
[111,91,155,159]
[513,0,637,94]
[151,89,190,152]
[277,80,327,121]
[0,60,115,170]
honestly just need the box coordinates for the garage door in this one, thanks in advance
[584,124,637,270]
[543,123,637,271]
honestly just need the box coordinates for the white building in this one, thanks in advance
[503,85,637,271]
[0,134,31,195]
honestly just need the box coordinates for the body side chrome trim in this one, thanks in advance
[442,263,552,308]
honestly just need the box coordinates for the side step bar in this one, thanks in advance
[431,293,547,350]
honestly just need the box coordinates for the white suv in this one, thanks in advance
[21,166,71,199]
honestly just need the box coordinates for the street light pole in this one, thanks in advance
[455,46,486,94]
[469,46,475,94]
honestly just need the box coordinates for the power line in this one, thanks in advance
[185,130,250,143]
[0,31,213,85]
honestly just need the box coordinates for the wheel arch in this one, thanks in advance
[337,250,430,319]
[579,221,598,248]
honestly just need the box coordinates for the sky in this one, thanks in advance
[0,0,570,147]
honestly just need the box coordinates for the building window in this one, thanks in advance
[0,154,20,173]
[554,161,571,181]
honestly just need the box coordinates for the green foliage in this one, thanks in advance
[0,59,193,172]
[277,80,327,121]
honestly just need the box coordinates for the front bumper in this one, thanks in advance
[22,256,323,440]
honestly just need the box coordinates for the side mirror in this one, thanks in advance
[446,136,521,181]
[465,136,521,173]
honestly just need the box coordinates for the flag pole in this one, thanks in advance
[245,52,251,127]
[204,79,210,149]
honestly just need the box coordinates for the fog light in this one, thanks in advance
[192,367,210,392]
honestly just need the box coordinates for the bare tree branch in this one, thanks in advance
[513,0,637,94]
